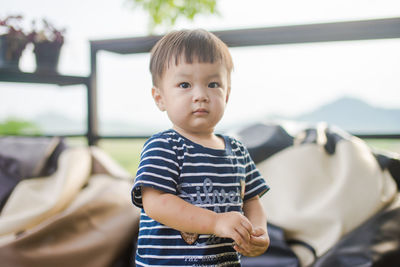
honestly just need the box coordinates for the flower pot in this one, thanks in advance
[0,33,29,70]
[34,41,62,74]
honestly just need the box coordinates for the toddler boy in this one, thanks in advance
[132,29,270,266]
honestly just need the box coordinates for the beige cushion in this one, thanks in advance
[0,147,140,267]
[258,136,397,258]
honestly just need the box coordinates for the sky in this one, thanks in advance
[1,0,400,134]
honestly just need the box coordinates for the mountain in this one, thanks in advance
[294,97,400,134]
[35,112,85,134]
[32,97,400,135]
[99,120,168,136]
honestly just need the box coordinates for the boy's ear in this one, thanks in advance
[152,87,166,111]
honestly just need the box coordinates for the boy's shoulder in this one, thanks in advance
[145,129,173,144]
[143,129,184,149]
[149,129,184,140]
[148,129,174,139]
[221,134,247,151]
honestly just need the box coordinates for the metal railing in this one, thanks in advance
[86,17,400,145]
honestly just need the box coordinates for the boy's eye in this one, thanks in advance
[208,82,220,88]
[179,82,191,89]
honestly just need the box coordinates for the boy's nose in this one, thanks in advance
[193,86,209,102]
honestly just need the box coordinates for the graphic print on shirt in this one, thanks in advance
[179,177,242,213]
[178,177,244,245]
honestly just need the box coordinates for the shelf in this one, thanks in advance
[0,67,95,145]
[0,68,89,86]
[90,17,400,54]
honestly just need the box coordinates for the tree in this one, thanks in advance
[126,0,219,33]
[0,118,42,135]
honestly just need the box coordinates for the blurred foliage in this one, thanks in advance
[126,0,219,33]
[0,118,42,135]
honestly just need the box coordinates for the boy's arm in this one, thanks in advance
[243,195,267,231]
[239,195,270,257]
[142,186,253,250]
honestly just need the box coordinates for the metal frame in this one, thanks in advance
[86,17,398,143]
[0,70,95,142]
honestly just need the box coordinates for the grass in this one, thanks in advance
[65,137,400,176]
[97,139,146,175]
[66,137,146,175]
[364,139,400,154]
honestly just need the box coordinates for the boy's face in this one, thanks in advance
[152,59,230,136]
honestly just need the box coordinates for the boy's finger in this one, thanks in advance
[231,230,246,249]
[235,226,255,251]
[233,244,243,254]
[234,234,250,252]
[250,234,268,246]
[251,227,265,236]
[236,225,251,243]
[233,243,251,256]
[240,217,253,234]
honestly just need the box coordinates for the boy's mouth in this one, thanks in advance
[193,108,209,115]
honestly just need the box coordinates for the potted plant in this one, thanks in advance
[30,19,65,74]
[0,15,30,70]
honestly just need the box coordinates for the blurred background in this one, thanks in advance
[1,0,400,173]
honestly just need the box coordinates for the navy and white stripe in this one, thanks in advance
[132,129,269,266]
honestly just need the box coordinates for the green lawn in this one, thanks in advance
[97,139,146,175]
[66,137,400,176]
[364,139,400,154]
[66,137,146,175]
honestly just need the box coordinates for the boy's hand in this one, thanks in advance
[233,227,269,257]
[213,211,253,252]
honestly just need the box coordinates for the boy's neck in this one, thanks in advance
[172,126,225,150]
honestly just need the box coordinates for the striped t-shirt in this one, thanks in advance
[132,129,269,266]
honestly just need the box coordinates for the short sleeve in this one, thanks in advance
[242,146,270,201]
[131,135,180,208]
